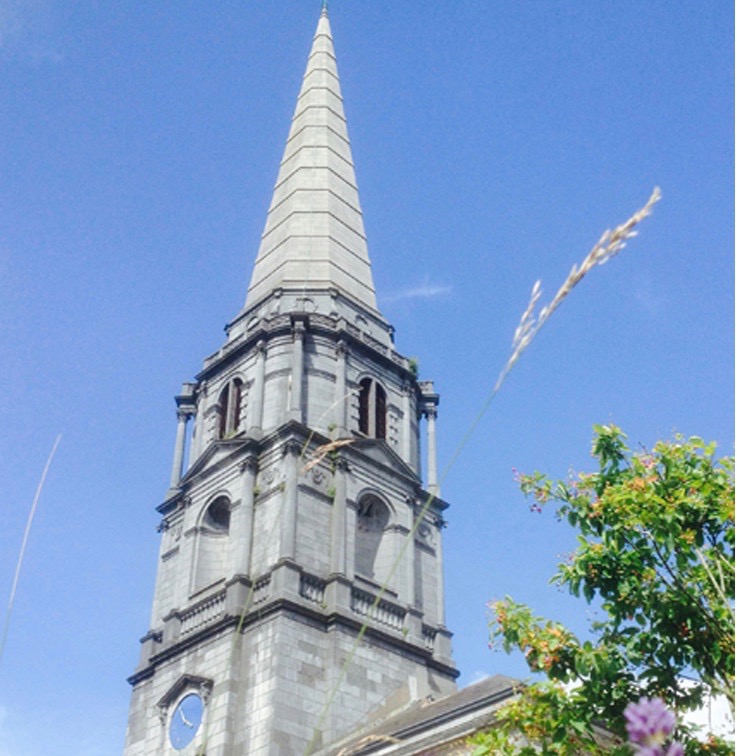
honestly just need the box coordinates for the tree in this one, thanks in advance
[473,425,734,755]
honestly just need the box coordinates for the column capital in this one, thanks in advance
[175,381,198,414]
[335,456,350,473]
[336,339,348,357]
[283,439,303,457]
[291,315,308,338]
[239,456,259,475]
[423,405,438,420]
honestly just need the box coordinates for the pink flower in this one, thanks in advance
[624,698,684,756]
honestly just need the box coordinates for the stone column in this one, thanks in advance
[419,381,440,496]
[334,340,348,435]
[330,458,348,577]
[230,456,258,579]
[248,340,266,436]
[279,440,301,562]
[425,405,439,496]
[169,410,189,489]
[288,319,306,423]
[168,383,196,490]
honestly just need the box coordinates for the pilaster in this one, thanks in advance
[334,340,349,436]
[279,439,301,561]
[229,455,258,579]
[329,457,349,577]
[288,317,306,423]
[248,340,266,437]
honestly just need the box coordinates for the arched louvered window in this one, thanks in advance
[375,384,386,440]
[217,379,243,439]
[358,378,371,435]
[357,378,386,440]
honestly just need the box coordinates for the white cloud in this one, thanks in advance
[383,279,453,303]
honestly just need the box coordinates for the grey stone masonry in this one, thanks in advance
[245,11,379,317]
[125,8,459,756]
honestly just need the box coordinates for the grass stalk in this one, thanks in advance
[305,188,661,754]
[0,434,62,669]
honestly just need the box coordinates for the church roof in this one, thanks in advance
[245,8,378,313]
[324,675,520,754]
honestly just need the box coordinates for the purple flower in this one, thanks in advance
[624,698,684,755]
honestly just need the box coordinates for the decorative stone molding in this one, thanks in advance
[416,522,436,547]
[157,674,214,711]
[179,590,227,637]
[157,519,170,533]
[253,573,271,605]
[388,409,400,449]
[299,573,326,605]
[161,546,179,562]
[296,296,316,313]
[422,624,437,652]
[386,523,410,536]
[350,586,406,631]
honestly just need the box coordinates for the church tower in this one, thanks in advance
[124,10,458,755]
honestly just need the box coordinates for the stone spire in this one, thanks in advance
[244,8,378,313]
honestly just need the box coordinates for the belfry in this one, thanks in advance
[124,9,461,754]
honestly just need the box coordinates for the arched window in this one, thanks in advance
[355,495,390,580]
[193,496,231,591]
[358,378,387,440]
[217,379,243,439]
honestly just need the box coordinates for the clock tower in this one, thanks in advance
[124,9,458,754]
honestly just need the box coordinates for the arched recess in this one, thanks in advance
[193,495,231,592]
[354,493,392,586]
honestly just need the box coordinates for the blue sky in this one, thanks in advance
[0,2,733,754]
